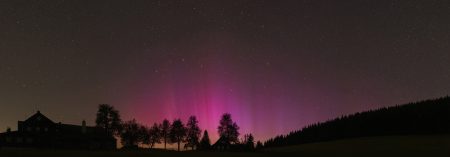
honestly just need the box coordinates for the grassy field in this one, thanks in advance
[264,134,450,157]
[1,135,449,157]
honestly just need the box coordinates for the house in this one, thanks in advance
[0,111,116,149]
[211,136,231,151]
[212,136,254,151]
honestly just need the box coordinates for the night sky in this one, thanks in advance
[1,0,450,145]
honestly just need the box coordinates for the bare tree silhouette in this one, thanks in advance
[144,123,161,149]
[160,119,171,150]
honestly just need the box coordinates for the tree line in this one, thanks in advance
[94,104,257,151]
[263,96,450,148]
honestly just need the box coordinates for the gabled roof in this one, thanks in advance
[212,136,231,147]
[23,111,55,124]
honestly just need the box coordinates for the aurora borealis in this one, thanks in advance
[1,0,450,146]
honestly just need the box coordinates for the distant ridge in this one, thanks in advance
[263,96,450,148]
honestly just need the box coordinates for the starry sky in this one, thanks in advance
[1,0,450,145]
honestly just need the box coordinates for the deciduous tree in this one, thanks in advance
[170,119,187,151]
[160,119,171,149]
[218,113,240,144]
[120,119,146,149]
[95,104,122,136]
[186,116,201,150]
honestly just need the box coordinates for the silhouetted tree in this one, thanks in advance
[243,134,255,150]
[120,119,146,149]
[170,119,187,151]
[186,116,201,150]
[255,141,263,150]
[160,119,171,149]
[144,123,161,149]
[95,104,122,136]
[218,113,240,144]
[199,130,211,150]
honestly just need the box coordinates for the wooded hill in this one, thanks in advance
[264,96,450,148]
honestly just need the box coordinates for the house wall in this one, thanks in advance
[0,112,116,150]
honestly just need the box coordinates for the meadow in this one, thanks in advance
[1,134,448,157]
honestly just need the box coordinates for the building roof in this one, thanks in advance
[3,111,111,138]
[212,136,231,147]
[23,111,54,124]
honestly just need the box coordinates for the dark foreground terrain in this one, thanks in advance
[264,134,450,157]
[1,135,448,157]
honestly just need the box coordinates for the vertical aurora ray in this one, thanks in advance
[119,35,283,143]
[1,0,449,150]
[109,29,441,147]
